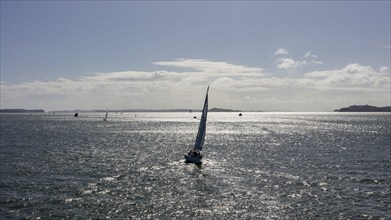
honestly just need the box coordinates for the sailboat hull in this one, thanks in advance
[184,154,202,164]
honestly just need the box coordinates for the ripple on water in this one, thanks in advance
[1,112,390,219]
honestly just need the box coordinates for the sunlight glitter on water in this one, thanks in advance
[0,112,390,219]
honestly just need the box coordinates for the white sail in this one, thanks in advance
[194,86,209,151]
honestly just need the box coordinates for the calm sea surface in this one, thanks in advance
[0,112,390,219]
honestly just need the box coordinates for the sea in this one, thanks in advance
[0,112,390,219]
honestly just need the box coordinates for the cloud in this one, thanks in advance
[275,51,323,72]
[81,71,173,82]
[379,66,390,73]
[304,51,323,64]
[1,59,389,111]
[303,63,390,90]
[154,59,265,77]
[0,59,266,110]
[276,58,307,71]
[273,48,289,56]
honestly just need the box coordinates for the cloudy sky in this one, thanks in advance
[1,1,390,111]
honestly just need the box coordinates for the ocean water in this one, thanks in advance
[0,112,390,219]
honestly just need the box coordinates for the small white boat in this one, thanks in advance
[185,86,209,164]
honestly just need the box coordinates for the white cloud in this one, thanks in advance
[273,48,290,56]
[303,63,390,90]
[379,66,390,73]
[275,51,322,72]
[1,60,389,112]
[304,51,313,58]
[154,59,265,77]
[304,51,323,64]
[276,58,307,71]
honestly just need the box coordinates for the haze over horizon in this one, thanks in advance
[1,1,390,112]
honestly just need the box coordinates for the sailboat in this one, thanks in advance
[103,110,108,121]
[185,86,209,164]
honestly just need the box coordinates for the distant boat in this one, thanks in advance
[185,86,209,164]
[239,113,242,116]
[74,112,78,117]
[103,110,108,121]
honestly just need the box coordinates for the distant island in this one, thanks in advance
[334,105,391,112]
[0,109,45,113]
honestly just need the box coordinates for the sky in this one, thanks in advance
[1,1,390,111]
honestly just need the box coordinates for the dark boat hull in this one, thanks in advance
[184,154,202,164]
